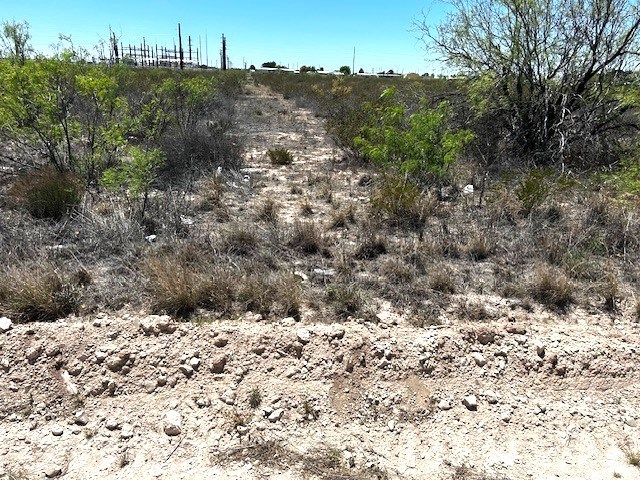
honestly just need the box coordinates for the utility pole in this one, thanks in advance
[178,23,184,69]
[198,35,202,66]
[205,31,209,66]
[221,34,227,70]
[188,35,192,62]
[352,47,355,75]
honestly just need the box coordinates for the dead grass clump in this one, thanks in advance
[257,199,280,223]
[370,176,439,230]
[9,167,82,220]
[465,234,494,261]
[326,283,364,319]
[0,265,79,322]
[222,225,259,255]
[267,148,294,165]
[635,300,640,322]
[355,233,388,260]
[289,221,327,255]
[143,255,212,317]
[429,267,456,294]
[198,175,226,210]
[379,257,416,283]
[238,272,301,319]
[531,265,574,311]
[328,205,356,229]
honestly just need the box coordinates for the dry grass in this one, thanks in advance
[8,167,82,220]
[0,265,79,322]
[289,221,327,255]
[531,265,574,311]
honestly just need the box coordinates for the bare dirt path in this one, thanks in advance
[0,80,639,480]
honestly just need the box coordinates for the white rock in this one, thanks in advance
[388,420,397,431]
[179,364,194,377]
[462,395,478,411]
[45,466,63,478]
[120,423,134,439]
[438,400,452,411]
[462,184,474,195]
[296,328,311,345]
[268,408,284,423]
[220,390,236,406]
[164,410,182,436]
[51,424,64,436]
[471,352,487,367]
[0,317,12,333]
[189,357,201,370]
[144,379,157,394]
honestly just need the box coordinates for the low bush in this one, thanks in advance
[267,148,294,165]
[0,265,79,322]
[326,283,364,319]
[531,265,574,311]
[9,167,82,220]
[289,221,327,255]
[370,175,438,230]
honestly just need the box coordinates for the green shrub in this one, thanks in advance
[354,88,473,187]
[267,148,294,165]
[9,167,82,220]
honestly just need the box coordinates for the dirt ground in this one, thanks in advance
[0,80,639,480]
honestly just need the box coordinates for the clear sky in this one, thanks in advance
[1,0,449,74]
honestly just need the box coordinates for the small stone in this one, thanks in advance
[74,414,88,426]
[331,327,345,340]
[106,355,128,372]
[0,317,13,333]
[164,410,182,436]
[438,400,452,411]
[296,328,311,345]
[220,390,236,405]
[95,351,108,363]
[210,354,227,374]
[144,379,157,394]
[501,413,512,423]
[485,391,499,404]
[506,325,526,335]
[189,357,201,370]
[106,419,120,431]
[462,395,478,411]
[471,352,487,367]
[476,330,496,345]
[624,417,637,427]
[45,466,62,478]
[157,375,167,387]
[213,336,228,348]
[51,424,64,436]
[387,420,396,431]
[26,345,43,364]
[120,424,134,439]
[237,425,250,435]
[268,408,284,422]
[179,364,194,377]
[536,344,546,359]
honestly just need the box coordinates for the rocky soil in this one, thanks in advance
[1,80,639,480]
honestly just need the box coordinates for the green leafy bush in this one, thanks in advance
[355,88,473,186]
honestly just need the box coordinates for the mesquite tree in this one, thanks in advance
[418,0,640,166]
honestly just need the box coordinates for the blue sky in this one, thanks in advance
[1,0,449,74]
